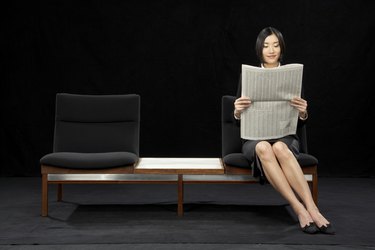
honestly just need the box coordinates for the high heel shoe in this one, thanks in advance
[318,223,335,235]
[301,222,319,234]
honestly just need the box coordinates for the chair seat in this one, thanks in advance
[223,152,318,169]
[296,153,319,166]
[223,153,251,169]
[40,152,138,169]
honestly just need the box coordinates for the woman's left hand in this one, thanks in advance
[290,97,308,114]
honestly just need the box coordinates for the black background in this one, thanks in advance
[3,0,374,177]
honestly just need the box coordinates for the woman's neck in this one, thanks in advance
[262,62,280,68]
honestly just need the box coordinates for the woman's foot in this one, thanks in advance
[301,222,319,234]
[297,210,319,234]
[308,209,335,234]
[317,223,335,235]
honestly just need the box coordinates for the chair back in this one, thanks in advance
[221,95,242,157]
[53,93,140,155]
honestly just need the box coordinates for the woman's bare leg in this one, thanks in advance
[272,141,330,228]
[255,141,314,228]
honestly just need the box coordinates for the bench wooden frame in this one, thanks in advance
[41,158,317,217]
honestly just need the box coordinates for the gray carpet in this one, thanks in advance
[0,244,374,250]
[0,177,374,247]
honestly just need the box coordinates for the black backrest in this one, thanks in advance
[53,93,140,155]
[296,120,308,154]
[221,95,243,157]
[221,95,309,157]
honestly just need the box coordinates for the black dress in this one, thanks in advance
[235,72,307,184]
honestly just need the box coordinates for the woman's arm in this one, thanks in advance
[234,97,252,120]
[290,97,308,118]
[233,73,251,121]
[290,96,308,128]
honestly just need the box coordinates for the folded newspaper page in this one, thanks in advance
[240,63,303,140]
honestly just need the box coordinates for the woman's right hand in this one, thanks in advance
[234,96,251,119]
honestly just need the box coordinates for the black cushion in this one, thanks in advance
[297,153,319,166]
[54,122,138,153]
[53,93,140,154]
[223,152,318,169]
[56,93,139,122]
[40,152,138,169]
[223,153,251,168]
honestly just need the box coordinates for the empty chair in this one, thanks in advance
[40,93,140,216]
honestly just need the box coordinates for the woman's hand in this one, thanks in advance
[234,96,251,119]
[290,97,308,119]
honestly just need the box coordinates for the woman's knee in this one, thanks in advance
[272,141,293,159]
[255,141,273,158]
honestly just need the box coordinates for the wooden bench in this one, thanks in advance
[41,157,317,216]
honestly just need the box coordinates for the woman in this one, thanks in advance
[234,27,334,234]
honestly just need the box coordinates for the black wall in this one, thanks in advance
[3,0,374,177]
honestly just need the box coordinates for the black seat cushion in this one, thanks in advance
[223,152,318,169]
[223,153,251,168]
[40,152,138,169]
[297,153,319,166]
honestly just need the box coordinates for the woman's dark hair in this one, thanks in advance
[255,27,285,64]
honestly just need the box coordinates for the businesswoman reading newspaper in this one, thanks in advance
[234,27,334,234]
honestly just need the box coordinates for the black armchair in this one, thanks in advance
[40,93,140,216]
[221,95,318,203]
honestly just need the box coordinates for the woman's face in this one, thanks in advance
[262,34,281,68]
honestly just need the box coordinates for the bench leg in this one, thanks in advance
[41,174,48,216]
[312,172,318,205]
[57,184,63,201]
[177,174,184,216]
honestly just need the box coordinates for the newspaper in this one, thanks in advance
[240,63,303,140]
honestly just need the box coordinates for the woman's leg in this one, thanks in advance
[255,141,314,228]
[272,141,330,228]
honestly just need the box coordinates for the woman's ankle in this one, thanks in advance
[307,209,330,227]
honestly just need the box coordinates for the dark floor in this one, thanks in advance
[0,177,374,249]
[1,244,375,250]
